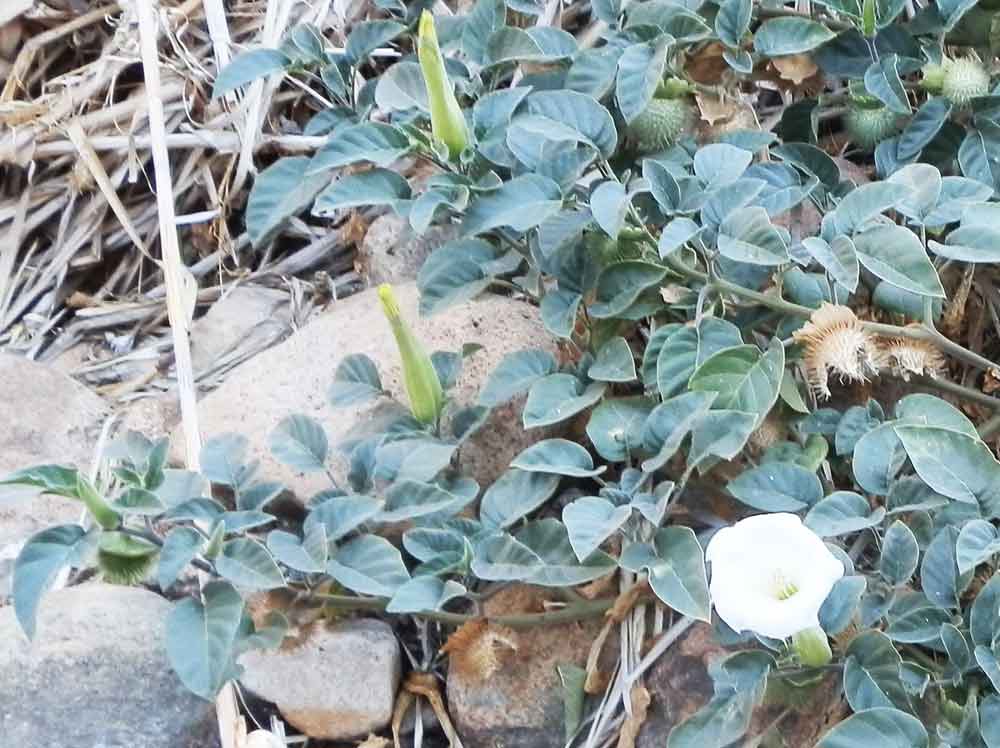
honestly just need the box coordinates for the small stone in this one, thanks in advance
[239,618,401,740]
[181,283,557,502]
[635,623,845,747]
[447,584,614,748]
[0,583,217,746]
[359,213,458,285]
[0,354,110,546]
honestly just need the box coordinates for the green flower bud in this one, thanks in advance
[77,475,121,531]
[791,625,833,668]
[418,10,470,160]
[379,284,444,426]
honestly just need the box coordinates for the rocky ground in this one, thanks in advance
[0,214,843,746]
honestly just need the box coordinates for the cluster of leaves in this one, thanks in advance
[12,0,1000,744]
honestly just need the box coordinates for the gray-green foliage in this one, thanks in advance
[11,1,1000,744]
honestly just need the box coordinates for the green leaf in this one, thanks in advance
[644,159,682,214]
[590,181,629,239]
[844,631,911,712]
[215,538,285,590]
[378,480,469,523]
[832,182,912,234]
[820,575,867,635]
[589,261,668,318]
[13,524,91,638]
[329,353,383,406]
[772,142,841,188]
[898,98,951,160]
[374,437,456,483]
[1,464,80,498]
[558,663,587,745]
[802,236,860,292]
[971,573,1000,647]
[852,224,945,298]
[109,487,166,516]
[511,439,606,478]
[753,17,837,55]
[486,26,577,65]
[688,410,757,469]
[523,90,618,158]
[817,708,927,748]
[540,289,583,339]
[615,38,671,124]
[266,526,327,574]
[885,592,951,643]
[563,496,632,561]
[158,526,204,590]
[728,462,823,512]
[479,468,561,529]
[805,491,886,537]
[957,520,1000,575]
[619,527,711,620]
[523,374,606,429]
[327,534,410,597]
[309,123,411,172]
[212,49,290,98]
[517,519,617,586]
[313,168,411,215]
[852,422,906,495]
[471,531,544,581]
[479,349,557,407]
[374,61,429,113]
[166,580,244,700]
[385,576,466,614]
[880,520,919,585]
[895,425,1000,507]
[586,397,657,462]
[864,55,910,114]
[688,339,784,426]
[656,318,742,398]
[717,206,790,265]
[715,0,752,47]
[983,695,1000,748]
[589,336,637,382]
[345,19,406,63]
[269,415,328,473]
[641,391,718,472]
[463,174,563,236]
[921,526,967,609]
[931,225,1000,263]
[246,157,330,249]
[305,494,380,542]
[694,143,752,187]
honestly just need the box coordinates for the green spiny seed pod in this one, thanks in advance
[921,63,946,94]
[845,100,901,149]
[97,532,159,585]
[942,57,991,107]
[418,11,469,160]
[379,284,444,426]
[628,97,693,154]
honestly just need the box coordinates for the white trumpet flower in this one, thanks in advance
[706,513,844,659]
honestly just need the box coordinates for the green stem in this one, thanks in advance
[310,592,616,628]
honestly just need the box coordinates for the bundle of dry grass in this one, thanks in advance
[0,0,364,398]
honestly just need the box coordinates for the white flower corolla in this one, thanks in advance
[706,513,844,640]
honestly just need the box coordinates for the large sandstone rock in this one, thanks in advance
[447,585,613,748]
[0,583,217,746]
[0,354,109,547]
[181,284,557,501]
[239,618,400,740]
[635,623,845,747]
[358,213,458,285]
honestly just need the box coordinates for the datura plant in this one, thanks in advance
[13,0,1000,746]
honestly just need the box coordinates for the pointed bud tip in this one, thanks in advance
[378,283,401,321]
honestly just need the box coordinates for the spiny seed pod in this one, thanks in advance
[418,11,469,160]
[921,63,946,94]
[844,101,901,150]
[97,532,159,585]
[628,97,693,154]
[379,284,444,426]
[942,57,991,107]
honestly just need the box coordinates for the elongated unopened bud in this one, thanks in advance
[379,284,444,426]
[77,475,121,530]
[418,10,469,160]
[791,625,833,668]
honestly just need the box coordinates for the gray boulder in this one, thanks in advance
[0,583,218,747]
